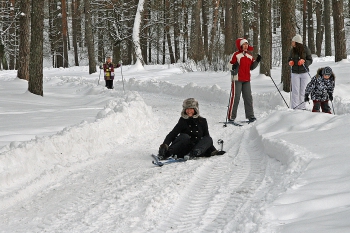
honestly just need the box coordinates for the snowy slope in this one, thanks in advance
[1,57,350,232]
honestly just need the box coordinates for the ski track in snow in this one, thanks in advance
[0,77,305,233]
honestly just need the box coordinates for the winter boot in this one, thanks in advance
[248,117,257,123]
[211,150,226,156]
[158,144,169,160]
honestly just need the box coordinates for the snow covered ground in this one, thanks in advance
[0,56,350,232]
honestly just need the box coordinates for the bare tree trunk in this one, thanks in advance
[272,0,280,34]
[202,0,209,57]
[332,0,347,62]
[71,0,79,66]
[252,0,260,57]
[62,0,69,67]
[324,0,332,56]
[8,0,16,70]
[183,0,188,62]
[280,0,295,91]
[84,0,96,74]
[97,10,104,63]
[243,1,251,40]
[260,0,271,76]
[233,0,244,38]
[189,0,204,62]
[165,0,175,63]
[208,0,220,64]
[173,0,181,62]
[141,3,148,65]
[17,0,30,80]
[307,0,315,54]
[224,0,234,55]
[315,0,323,57]
[302,0,306,40]
[28,0,45,96]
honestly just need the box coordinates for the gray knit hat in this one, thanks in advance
[322,66,332,76]
[292,34,303,44]
[181,98,200,119]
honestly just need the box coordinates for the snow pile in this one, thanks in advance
[253,110,350,232]
[0,91,155,210]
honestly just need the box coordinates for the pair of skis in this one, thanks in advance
[151,154,186,167]
[222,120,251,127]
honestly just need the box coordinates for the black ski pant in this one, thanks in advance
[312,100,331,113]
[105,80,114,89]
[169,133,214,158]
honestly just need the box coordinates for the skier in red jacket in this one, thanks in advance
[228,38,261,123]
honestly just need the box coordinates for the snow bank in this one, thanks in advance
[0,91,155,210]
[253,110,350,232]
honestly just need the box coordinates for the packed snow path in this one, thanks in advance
[0,85,286,232]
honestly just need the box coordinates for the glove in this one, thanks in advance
[328,92,333,101]
[288,60,294,66]
[231,63,238,70]
[304,94,310,102]
[256,54,262,62]
[298,59,305,66]
[158,144,169,158]
[99,65,103,69]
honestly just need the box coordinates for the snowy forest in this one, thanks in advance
[0,0,349,96]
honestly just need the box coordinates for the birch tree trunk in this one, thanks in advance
[133,0,145,66]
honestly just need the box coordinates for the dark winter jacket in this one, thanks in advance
[230,38,259,82]
[289,45,313,74]
[305,68,335,101]
[102,62,121,80]
[163,116,210,146]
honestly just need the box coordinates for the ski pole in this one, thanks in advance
[331,100,335,115]
[293,101,306,109]
[224,81,234,127]
[120,61,125,94]
[269,75,289,108]
[290,66,293,108]
[326,92,336,115]
[299,57,311,79]
[302,64,312,79]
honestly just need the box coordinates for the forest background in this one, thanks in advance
[0,0,349,95]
